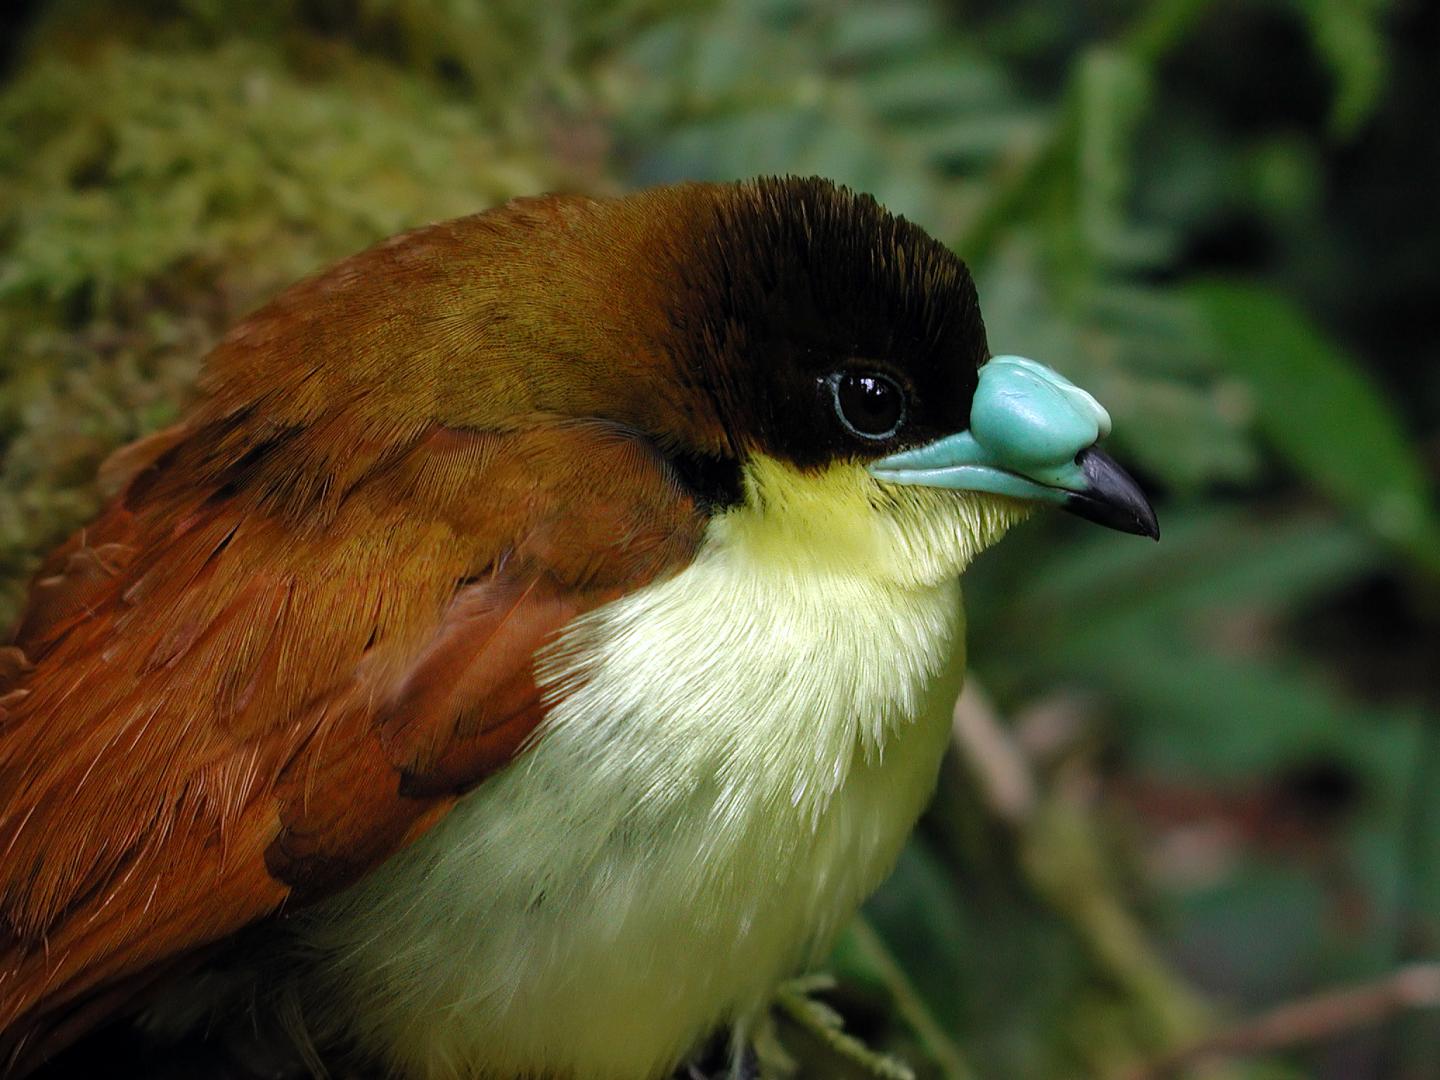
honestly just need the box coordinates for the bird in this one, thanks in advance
[0,176,1157,1080]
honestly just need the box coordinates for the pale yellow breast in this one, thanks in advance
[293,456,1030,1079]
[297,524,966,1080]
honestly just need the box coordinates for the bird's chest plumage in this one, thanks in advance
[299,543,965,1080]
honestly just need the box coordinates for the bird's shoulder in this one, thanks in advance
[0,413,702,1068]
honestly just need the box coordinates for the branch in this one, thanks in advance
[1127,964,1440,1079]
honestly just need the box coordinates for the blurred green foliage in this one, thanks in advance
[1,0,1437,1077]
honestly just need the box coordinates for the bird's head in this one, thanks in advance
[541,176,1159,588]
[195,175,1155,588]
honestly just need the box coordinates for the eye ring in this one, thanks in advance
[827,371,906,441]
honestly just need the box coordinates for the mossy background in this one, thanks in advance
[2,1,1438,1078]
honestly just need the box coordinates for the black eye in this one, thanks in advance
[829,372,906,440]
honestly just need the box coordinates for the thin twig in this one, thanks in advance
[1390,714,1440,1071]
[1128,963,1440,1079]
[950,680,1035,824]
[845,917,977,1080]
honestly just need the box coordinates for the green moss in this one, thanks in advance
[0,31,571,624]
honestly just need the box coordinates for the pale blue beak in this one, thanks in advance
[869,356,1158,538]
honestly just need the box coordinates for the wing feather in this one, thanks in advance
[0,418,701,1070]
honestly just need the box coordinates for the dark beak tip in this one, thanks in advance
[1139,508,1161,542]
[1066,447,1160,541]
[1129,494,1161,541]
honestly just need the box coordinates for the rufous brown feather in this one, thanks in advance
[0,192,716,1073]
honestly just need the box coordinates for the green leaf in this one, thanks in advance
[1075,48,1164,269]
[1291,0,1392,138]
[825,3,942,64]
[971,508,1395,782]
[1188,282,1440,574]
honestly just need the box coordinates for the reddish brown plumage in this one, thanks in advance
[0,192,716,1072]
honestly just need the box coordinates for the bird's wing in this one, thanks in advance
[0,417,702,1068]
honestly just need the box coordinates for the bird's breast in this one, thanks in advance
[296,534,966,1080]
